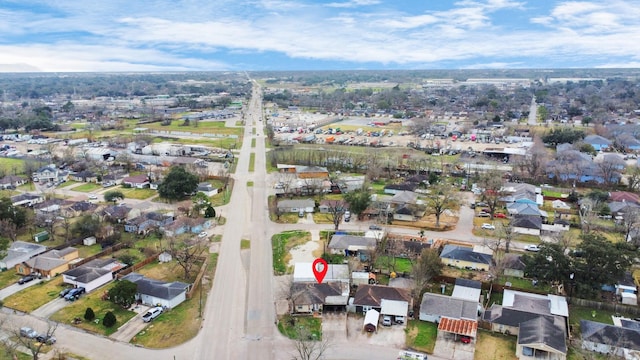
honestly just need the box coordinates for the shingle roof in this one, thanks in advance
[440,245,493,265]
[518,316,567,354]
[353,284,411,307]
[121,272,190,301]
[581,320,640,351]
[328,235,377,251]
[420,293,478,320]
[291,282,345,306]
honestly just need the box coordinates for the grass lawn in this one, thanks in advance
[138,260,192,283]
[77,244,103,258]
[120,187,157,200]
[241,239,251,249]
[72,183,102,192]
[0,270,23,290]
[249,153,256,171]
[251,138,256,148]
[142,119,243,135]
[247,181,254,187]
[405,320,437,354]
[209,180,233,207]
[3,277,67,313]
[272,230,311,275]
[474,330,517,360]
[16,182,36,191]
[131,253,218,348]
[312,213,335,224]
[568,305,622,338]
[376,256,413,273]
[0,157,25,175]
[50,282,137,336]
[212,235,222,242]
[497,276,552,293]
[58,180,81,188]
[277,314,322,340]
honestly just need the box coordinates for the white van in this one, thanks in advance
[398,350,427,360]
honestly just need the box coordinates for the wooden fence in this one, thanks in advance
[116,252,161,278]
[68,242,128,269]
[570,298,640,316]
[185,255,209,299]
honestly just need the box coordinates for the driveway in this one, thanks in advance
[109,305,151,342]
[0,278,44,301]
[31,297,69,319]
[432,330,475,360]
[321,312,347,342]
[346,314,405,348]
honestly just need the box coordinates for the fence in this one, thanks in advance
[68,242,128,269]
[570,298,640,316]
[116,252,161,278]
[185,255,209,299]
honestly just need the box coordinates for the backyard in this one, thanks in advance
[474,330,517,360]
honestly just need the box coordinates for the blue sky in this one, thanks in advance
[1,0,640,72]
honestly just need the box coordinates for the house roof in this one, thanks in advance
[2,241,47,264]
[293,263,349,283]
[581,320,640,351]
[451,279,482,302]
[0,175,26,185]
[277,198,315,209]
[507,202,546,217]
[121,272,190,300]
[291,282,347,306]
[328,235,377,251]
[69,201,99,212]
[380,299,408,317]
[503,253,526,271]
[438,317,478,338]
[610,191,640,205]
[512,215,543,230]
[385,183,418,192]
[584,134,612,145]
[390,191,418,204]
[103,204,132,219]
[63,263,112,283]
[518,316,567,354]
[123,174,149,184]
[354,284,411,307]
[502,290,568,317]
[295,165,328,174]
[440,245,493,265]
[420,293,478,320]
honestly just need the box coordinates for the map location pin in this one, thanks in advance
[312,258,328,284]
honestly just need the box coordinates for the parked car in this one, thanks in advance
[369,224,382,231]
[395,315,406,324]
[476,202,488,207]
[19,327,38,339]
[382,315,392,327]
[524,244,541,252]
[59,288,72,298]
[35,334,56,345]
[18,274,36,285]
[142,306,164,323]
[198,232,208,238]
[477,212,490,217]
[481,223,495,230]
[460,335,472,344]
[344,211,351,222]
[64,287,86,301]
[494,213,507,218]
[88,194,98,200]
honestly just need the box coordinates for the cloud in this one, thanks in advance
[325,0,381,8]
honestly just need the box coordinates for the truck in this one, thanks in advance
[142,306,164,322]
[325,136,335,144]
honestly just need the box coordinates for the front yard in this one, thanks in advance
[474,330,517,360]
[3,277,66,313]
[72,183,102,192]
[277,314,322,340]
[405,320,437,354]
[119,187,157,200]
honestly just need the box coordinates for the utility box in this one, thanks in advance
[34,231,50,243]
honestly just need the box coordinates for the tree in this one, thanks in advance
[497,219,517,253]
[158,166,198,200]
[342,188,371,220]
[168,235,207,280]
[513,137,548,182]
[323,200,347,231]
[522,243,572,285]
[291,327,331,360]
[107,280,138,308]
[0,197,27,229]
[477,170,506,219]
[191,192,211,216]
[104,190,124,203]
[621,207,640,243]
[73,215,101,238]
[424,183,460,228]
[204,205,216,218]
[84,307,96,321]
[13,321,58,360]
[411,248,443,313]
[103,311,117,328]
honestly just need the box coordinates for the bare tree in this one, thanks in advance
[597,155,625,187]
[621,207,640,243]
[477,170,506,219]
[424,183,460,228]
[0,219,18,242]
[292,327,331,360]
[323,200,346,231]
[514,137,548,182]
[13,321,58,360]
[411,248,443,314]
[168,235,208,280]
[497,220,516,253]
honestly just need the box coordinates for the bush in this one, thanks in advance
[103,311,116,327]
[84,307,95,321]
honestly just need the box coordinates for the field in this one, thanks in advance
[0,158,25,175]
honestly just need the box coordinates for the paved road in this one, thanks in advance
[528,95,538,125]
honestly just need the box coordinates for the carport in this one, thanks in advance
[363,309,379,332]
[437,317,478,341]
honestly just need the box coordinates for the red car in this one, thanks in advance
[494,213,507,218]
[460,336,472,344]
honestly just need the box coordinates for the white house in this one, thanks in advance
[293,263,350,285]
[121,272,191,309]
[0,241,47,270]
[62,258,124,292]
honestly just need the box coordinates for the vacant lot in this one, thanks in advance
[474,330,517,360]
[0,158,25,175]
[278,314,322,340]
[120,187,157,200]
[72,183,102,192]
[405,320,437,354]
[272,230,311,275]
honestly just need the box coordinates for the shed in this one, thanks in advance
[621,292,637,306]
[34,231,50,243]
[158,252,172,263]
[364,309,380,332]
[83,237,97,246]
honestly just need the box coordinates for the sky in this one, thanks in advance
[1,0,640,72]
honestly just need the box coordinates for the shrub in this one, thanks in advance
[103,311,116,327]
[84,307,95,321]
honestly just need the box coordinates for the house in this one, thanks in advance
[17,247,79,278]
[102,204,135,223]
[71,170,98,183]
[517,316,567,360]
[503,253,526,278]
[121,272,191,309]
[290,282,349,314]
[419,292,478,323]
[123,174,150,188]
[64,201,99,217]
[196,182,218,197]
[327,235,377,256]
[584,134,612,151]
[440,244,493,271]
[11,193,44,207]
[352,284,412,314]
[318,200,349,214]
[334,175,365,193]
[384,183,418,195]
[0,175,27,189]
[63,258,125,292]
[293,263,350,285]
[0,241,48,270]
[189,217,212,234]
[512,215,543,236]
[381,299,409,324]
[34,199,64,215]
[501,183,543,206]
[506,202,547,217]
[551,200,571,210]
[32,164,68,183]
[390,191,419,206]
[276,198,315,213]
[393,204,425,222]
[609,191,640,205]
[124,212,173,234]
[581,319,640,358]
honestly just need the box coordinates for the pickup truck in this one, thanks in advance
[142,306,163,323]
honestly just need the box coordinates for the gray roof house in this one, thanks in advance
[440,244,493,271]
[63,258,124,292]
[276,198,315,213]
[291,282,349,314]
[517,316,567,359]
[327,235,377,255]
[419,292,478,323]
[121,272,191,309]
[0,241,48,270]
[581,319,640,358]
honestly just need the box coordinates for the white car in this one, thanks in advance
[88,194,98,200]
[524,244,541,252]
[198,232,208,238]
[481,223,495,230]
